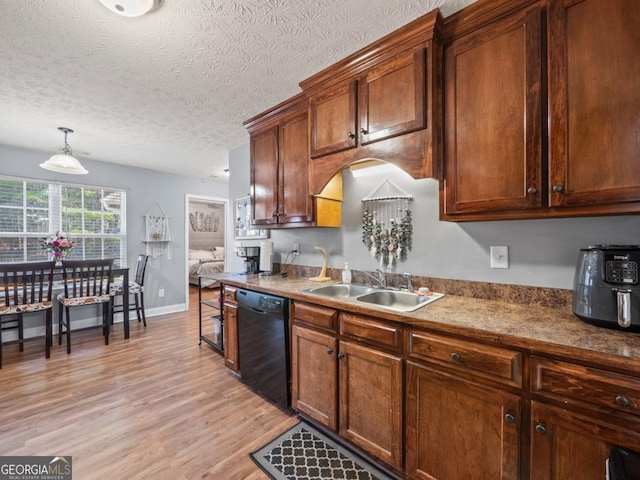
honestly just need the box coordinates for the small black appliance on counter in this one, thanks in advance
[573,245,640,332]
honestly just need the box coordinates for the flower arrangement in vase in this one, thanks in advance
[42,231,75,264]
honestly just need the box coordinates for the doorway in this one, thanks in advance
[185,194,228,309]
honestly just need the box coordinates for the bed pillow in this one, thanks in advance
[213,246,225,260]
[189,249,216,262]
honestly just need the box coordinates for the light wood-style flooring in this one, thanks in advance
[0,286,297,479]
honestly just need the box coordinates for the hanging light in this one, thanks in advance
[97,0,162,17]
[40,127,89,175]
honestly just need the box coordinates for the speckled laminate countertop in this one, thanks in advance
[216,273,640,374]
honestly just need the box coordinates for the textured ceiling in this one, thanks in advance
[0,0,476,180]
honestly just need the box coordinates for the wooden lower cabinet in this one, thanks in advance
[291,320,404,471]
[291,324,337,430]
[405,361,521,480]
[339,340,403,470]
[530,401,640,480]
[222,301,239,372]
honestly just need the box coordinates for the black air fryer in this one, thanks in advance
[573,245,640,332]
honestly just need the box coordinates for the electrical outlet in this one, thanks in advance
[293,242,300,255]
[158,288,165,297]
[490,246,509,269]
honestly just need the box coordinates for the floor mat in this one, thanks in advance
[250,421,396,480]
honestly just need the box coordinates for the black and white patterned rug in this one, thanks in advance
[251,421,397,480]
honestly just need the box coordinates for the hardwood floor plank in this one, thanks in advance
[0,287,297,479]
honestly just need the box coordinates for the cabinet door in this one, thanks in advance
[223,302,239,372]
[279,110,313,224]
[291,325,338,430]
[339,340,403,470]
[548,0,640,208]
[250,125,279,226]
[443,7,543,215]
[530,401,640,480]
[309,80,357,158]
[359,48,426,146]
[406,361,521,480]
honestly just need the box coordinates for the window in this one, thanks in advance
[0,177,127,265]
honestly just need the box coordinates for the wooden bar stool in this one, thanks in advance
[0,261,56,368]
[57,259,113,354]
[111,254,148,326]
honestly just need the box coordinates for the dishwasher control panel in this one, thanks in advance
[259,296,284,311]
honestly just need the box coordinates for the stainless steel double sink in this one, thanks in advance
[300,283,444,313]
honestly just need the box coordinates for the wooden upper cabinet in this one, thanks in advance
[278,110,314,225]
[547,0,640,209]
[359,48,426,146]
[310,80,357,158]
[310,48,427,159]
[246,94,314,227]
[250,126,279,226]
[442,6,543,216]
[302,9,443,194]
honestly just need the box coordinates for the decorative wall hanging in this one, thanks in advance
[234,196,269,240]
[144,203,171,259]
[361,180,413,269]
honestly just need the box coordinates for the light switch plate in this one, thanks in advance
[490,246,509,269]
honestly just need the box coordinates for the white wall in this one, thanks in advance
[0,144,229,311]
[228,144,640,289]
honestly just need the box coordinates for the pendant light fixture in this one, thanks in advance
[40,127,89,175]
[97,0,162,17]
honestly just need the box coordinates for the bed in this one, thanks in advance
[189,247,224,288]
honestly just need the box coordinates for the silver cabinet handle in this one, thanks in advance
[615,394,631,407]
[504,413,516,423]
[552,185,564,193]
[451,352,461,361]
[347,132,355,139]
[527,187,537,195]
[535,423,547,435]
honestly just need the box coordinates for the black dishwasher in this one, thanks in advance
[236,289,290,409]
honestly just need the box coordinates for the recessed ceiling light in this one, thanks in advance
[97,0,162,17]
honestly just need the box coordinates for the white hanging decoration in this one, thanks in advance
[144,203,171,259]
[361,179,413,269]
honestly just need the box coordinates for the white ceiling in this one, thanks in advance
[0,0,476,180]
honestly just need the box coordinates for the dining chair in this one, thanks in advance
[58,259,113,354]
[0,261,56,368]
[111,254,149,326]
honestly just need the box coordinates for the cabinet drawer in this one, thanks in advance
[223,285,237,303]
[293,302,338,332]
[340,313,403,353]
[531,356,640,417]
[408,330,522,388]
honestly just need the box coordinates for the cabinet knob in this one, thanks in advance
[360,127,368,135]
[272,213,278,218]
[337,353,345,360]
[327,348,333,355]
[552,184,564,193]
[535,423,547,435]
[451,352,461,362]
[615,394,631,407]
[527,187,537,195]
[504,413,516,423]
[347,131,355,139]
